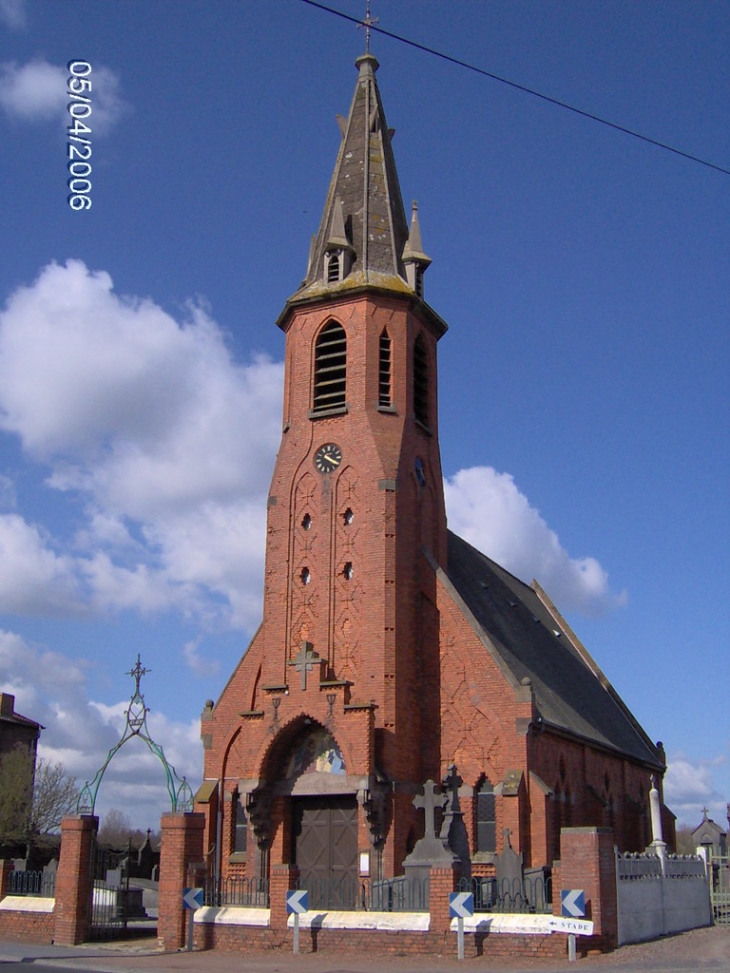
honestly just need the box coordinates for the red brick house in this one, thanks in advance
[196,52,670,895]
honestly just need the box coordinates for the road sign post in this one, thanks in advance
[449,891,474,961]
[182,887,203,952]
[286,889,309,954]
[561,889,586,964]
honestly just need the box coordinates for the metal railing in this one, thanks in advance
[8,869,56,897]
[204,876,269,908]
[616,851,706,881]
[460,873,552,914]
[369,875,429,912]
[295,875,430,913]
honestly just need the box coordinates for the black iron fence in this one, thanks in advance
[8,869,56,897]
[202,874,429,913]
[204,875,270,908]
[295,875,429,912]
[460,871,552,914]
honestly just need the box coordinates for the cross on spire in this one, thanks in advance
[288,641,321,690]
[358,0,378,53]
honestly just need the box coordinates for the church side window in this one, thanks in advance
[413,334,429,427]
[233,792,248,854]
[378,329,392,408]
[476,778,496,853]
[313,321,347,413]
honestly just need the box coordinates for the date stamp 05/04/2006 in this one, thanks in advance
[67,60,93,210]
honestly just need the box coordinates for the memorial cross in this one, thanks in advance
[413,779,445,839]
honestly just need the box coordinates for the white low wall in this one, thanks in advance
[617,853,712,945]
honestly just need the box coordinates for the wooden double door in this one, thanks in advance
[292,796,358,908]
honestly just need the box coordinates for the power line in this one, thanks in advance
[300,0,730,177]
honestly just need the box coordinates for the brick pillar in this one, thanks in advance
[556,827,618,951]
[157,812,205,951]
[269,863,299,941]
[0,859,14,899]
[429,865,460,944]
[54,814,98,945]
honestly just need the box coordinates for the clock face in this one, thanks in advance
[314,442,342,474]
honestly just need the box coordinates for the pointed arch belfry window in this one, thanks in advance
[413,334,429,427]
[378,329,392,408]
[313,321,347,414]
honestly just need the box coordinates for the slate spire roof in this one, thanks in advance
[296,52,412,298]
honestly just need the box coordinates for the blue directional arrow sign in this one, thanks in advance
[182,887,203,910]
[561,889,585,918]
[449,891,474,918]
[287,889,309,914]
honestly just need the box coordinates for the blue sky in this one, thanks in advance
[0,0,727,834]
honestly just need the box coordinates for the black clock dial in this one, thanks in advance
[314,443,342,473]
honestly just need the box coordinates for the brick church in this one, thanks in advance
[196,52,671,893]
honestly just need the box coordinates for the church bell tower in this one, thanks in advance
[201,50,450,884]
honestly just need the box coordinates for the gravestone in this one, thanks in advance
[403,779,461,884]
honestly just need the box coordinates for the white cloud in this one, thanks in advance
[0,0,26,30]
[664,752,728,828]
[0,514,85,615]
[0,59,129,134]
[0,58,66,121]
[0,260,279,629]
[0,473,15,509]
[444,466,626,617]
[183,638,219,678]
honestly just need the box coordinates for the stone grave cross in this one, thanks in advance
[413,779,445,840]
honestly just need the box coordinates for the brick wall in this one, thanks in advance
[0,907,54,943]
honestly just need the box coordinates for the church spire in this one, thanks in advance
[294,52,413,299]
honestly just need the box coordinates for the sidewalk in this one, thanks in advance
[1,925,728,973]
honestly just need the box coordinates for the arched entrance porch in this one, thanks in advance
[240,716,389,907]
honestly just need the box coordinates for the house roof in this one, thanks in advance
[0,692,43,732]
[442,531,663,769]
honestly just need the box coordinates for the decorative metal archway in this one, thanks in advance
[76,655,193,815]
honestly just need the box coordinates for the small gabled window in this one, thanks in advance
[413,334,429,427]
[378,329,392,408]
[313,321,347,413]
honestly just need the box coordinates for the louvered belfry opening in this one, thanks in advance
[313,321,347,412]
[413,333,429,426]
[378,329,392,408]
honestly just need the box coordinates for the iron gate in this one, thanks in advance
[710,854,730,926]
[88,839,131,940]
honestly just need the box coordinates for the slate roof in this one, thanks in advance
[295,52,410,297]
[443,531,663,769]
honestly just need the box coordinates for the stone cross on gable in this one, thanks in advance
[413,779,445,840]
[288,641,320,691]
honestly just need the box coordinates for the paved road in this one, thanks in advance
[1,925,728,973]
